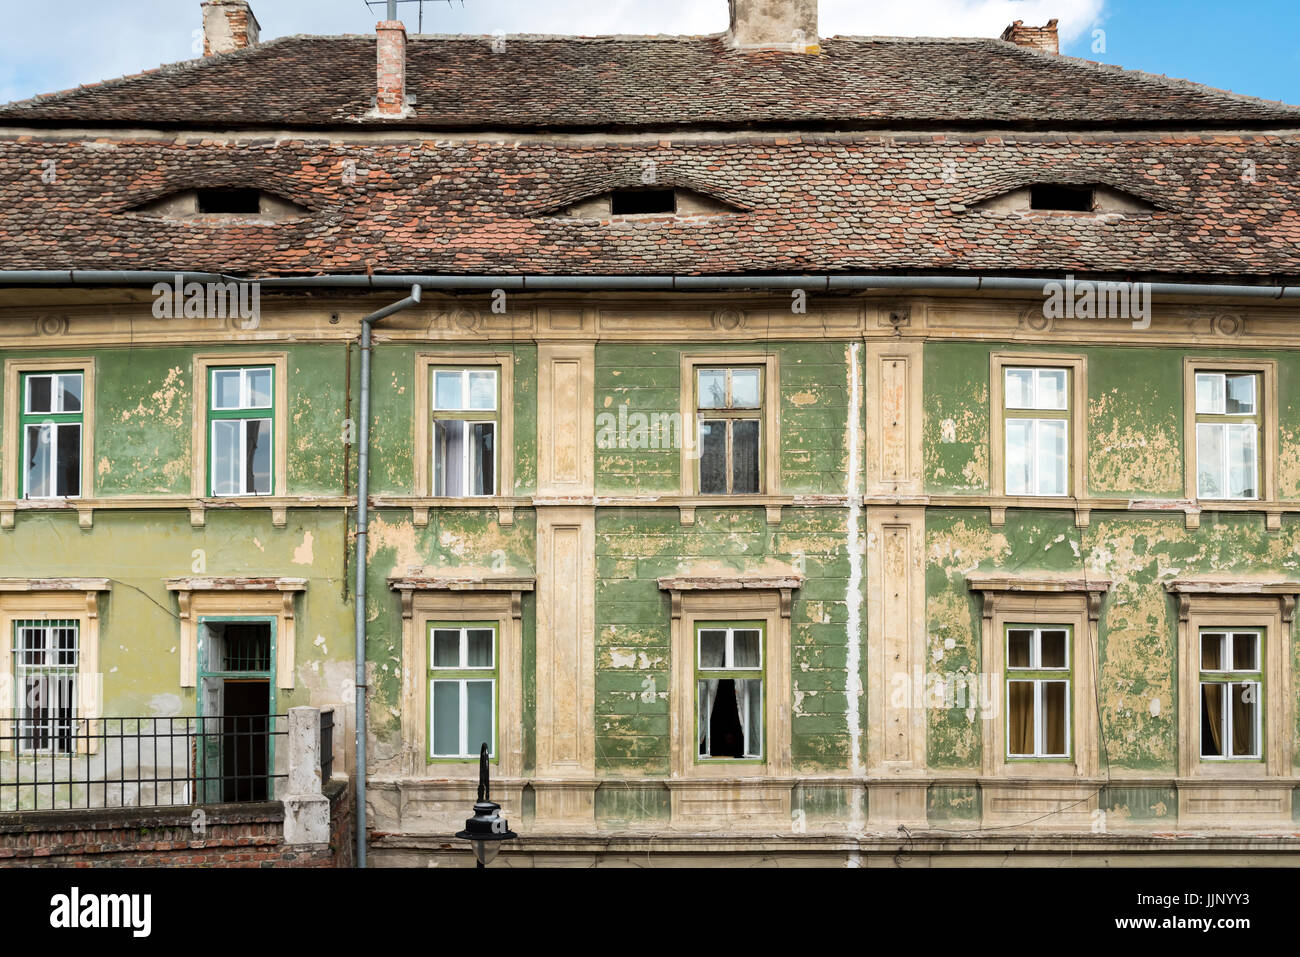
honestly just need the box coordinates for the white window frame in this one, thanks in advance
[431,368,499,498]
[428,624,498,760]
[1003,367,1070,498]
[21,372,84,501]
[13,618,80,755]
[1199,628,1263,761]
[1194,371,1260,501]
[1005,625,1072,760]
[208,365,274,498]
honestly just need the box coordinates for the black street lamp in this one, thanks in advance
[455,743,517,868]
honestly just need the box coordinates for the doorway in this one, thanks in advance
[197,618,276,803]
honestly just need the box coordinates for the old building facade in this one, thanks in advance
[1,0,1299,865]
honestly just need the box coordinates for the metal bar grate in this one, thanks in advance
[0,715,288,812]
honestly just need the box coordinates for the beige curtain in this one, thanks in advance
[1203,683,1224,756]
[1044,682,1067,754]
[1231,683,1254,756]
[1008,682,1034,754]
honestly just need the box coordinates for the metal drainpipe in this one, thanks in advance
[354,284,422,869]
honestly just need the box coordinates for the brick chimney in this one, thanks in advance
[1000,19,1060,55]
[375,21,412,117]
[202,0,260,56]
[725,0,820,53]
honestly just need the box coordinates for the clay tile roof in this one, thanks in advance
[2,34,1298,131]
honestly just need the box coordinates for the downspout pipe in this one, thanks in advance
[354,283,422,869]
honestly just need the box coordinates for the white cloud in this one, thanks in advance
[0,0,1106,105]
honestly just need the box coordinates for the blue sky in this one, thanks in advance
[0,0,1296,108]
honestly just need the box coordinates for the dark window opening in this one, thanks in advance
[1030,184,1094,212]
[197,188,262,215]
[705,679,746,759]
[611,189,676,216]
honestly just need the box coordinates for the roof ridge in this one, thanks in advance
[998,41,1300,113]
[0,34,304,112]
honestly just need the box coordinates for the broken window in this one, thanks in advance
[428,623,497,759]
[432,368,498,497]
[696,367,762,494]
[1195,371,1260,500]
[1005,625,1071,759]
[207,366,273,496]
[1003,366,1069,497]
[20,371,83,499]
[1199,629,1262,760]
[13,619,79,753]
[696,623,763,760]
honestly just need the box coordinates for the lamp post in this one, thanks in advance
[455,743,517,868]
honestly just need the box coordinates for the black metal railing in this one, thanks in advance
[320,707,334,783]
[0,715,287,813]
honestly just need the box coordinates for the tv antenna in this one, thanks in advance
[364,0,466,34]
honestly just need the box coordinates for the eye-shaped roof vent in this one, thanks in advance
[127,187,309,221]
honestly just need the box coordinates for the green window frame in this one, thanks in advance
[428,621,498,761]
[1199,628,1263,761]
[19,370,83,500]
[696,367,763,495]
[207,365,274,497]
[1194,371,1261,500]
[12,619,79,754]
[430,367,499,497]
[695,620,764,762]
[1005,624,1072,760]
[1003,367,1070,497]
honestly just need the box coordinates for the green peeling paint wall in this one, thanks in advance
[7,323,1300,833]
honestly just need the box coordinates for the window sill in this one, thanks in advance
[0,495,355,530]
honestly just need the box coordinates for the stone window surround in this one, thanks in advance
[0,578,110,754]
[1182,357,1278,507]
[988,352,1088,502]
[2,357,97,506]
[968,575,1108,780]
[1166,580,1296,779]
[678,352,780,497]
[166,577,305,690]
[191,352,289,501]
[659,574,800,779]
[388,574,533,779]
[412,352,516,505]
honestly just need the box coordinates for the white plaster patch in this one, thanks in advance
[1149,697,1161,718]
[940,418,957,443]
[148,693,182,717]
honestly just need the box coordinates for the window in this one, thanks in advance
[431,368,498,497]
[13,619,78,753]
[1005,625,1071,759]
[1199,629,1262,761]
[428,623,497,759]
[696,622,764,761]
[1194,371,1260,500]
[696,367,763,495]
[1003,366,1070,496]
[611,189,677,216]
[207,365,273,496]
[19,371,83,499]
[197,188,261,214]
[1030,184,1093,212]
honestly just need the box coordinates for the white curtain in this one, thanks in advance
[699,680,719,756]
[734,679,749,757]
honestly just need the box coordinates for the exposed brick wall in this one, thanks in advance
[1000,19,1059,55]
[0,791,351,868]
[376,21,408,116]
[326,779,355,869]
